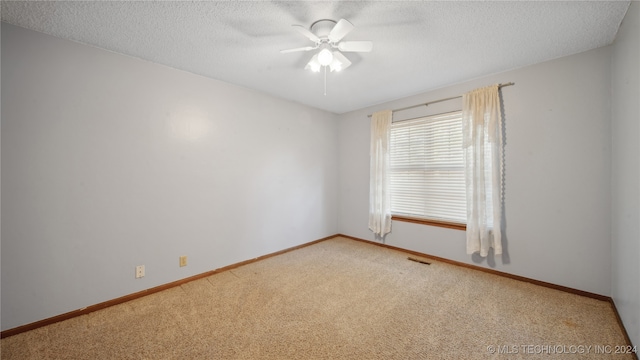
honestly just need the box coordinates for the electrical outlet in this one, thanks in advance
[135,265,145,278]
[179,256,187,267]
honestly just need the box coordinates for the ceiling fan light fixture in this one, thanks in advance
[332,51,352,72]
[317,48,334,66]
[305,54,321,72]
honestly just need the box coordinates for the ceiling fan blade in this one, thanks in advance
[292,25,320,43]
[328,19,354,43]
[280,46,315,54]
[338,41,373,52]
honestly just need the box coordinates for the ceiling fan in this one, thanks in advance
[281,19,373,73]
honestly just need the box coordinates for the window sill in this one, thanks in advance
[392,215,466,231]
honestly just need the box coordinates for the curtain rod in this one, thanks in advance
[367,82,514,118]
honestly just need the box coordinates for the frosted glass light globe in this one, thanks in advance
[309,62,321,72]
[317,49,334,66]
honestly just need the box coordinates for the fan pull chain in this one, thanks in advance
[323,66,327,96]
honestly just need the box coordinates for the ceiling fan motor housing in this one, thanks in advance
[310,19,338,42]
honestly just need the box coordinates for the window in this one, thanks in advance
[389,111,466,227]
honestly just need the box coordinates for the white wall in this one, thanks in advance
[338,46,613,296]
[1,23,338,331]
[611,2,640,348]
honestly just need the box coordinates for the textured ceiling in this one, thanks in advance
[1,1,631,114]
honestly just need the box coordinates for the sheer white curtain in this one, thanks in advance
[462,85,503,256]
[368,110,393,237]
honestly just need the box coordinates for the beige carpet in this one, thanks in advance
[1,237,635,359]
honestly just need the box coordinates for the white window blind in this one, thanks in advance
[389,111,466,224]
